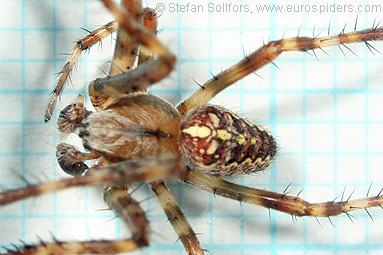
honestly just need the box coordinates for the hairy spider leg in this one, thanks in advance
[88,0,176,109]
[0,154,185,206]
[137,8,158,66]
[44,20,118,122]
[183,169,383,218]
[150,181,205,255]
[2,185,152,254]
[177,27,383,115]
[109,0,142,76]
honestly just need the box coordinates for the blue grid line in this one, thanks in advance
[21,0,26,243]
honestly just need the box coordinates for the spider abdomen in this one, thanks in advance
[180,105,277,176]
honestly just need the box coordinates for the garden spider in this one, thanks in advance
[1,0,383,254]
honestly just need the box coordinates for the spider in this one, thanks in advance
[1,0,383,254]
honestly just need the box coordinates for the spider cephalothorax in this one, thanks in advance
[1,0,383,254]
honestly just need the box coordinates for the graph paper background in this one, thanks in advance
[0,0,383,254]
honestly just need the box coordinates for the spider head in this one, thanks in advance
[57,95,90,133]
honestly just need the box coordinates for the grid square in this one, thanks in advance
[243,93,271,122]
[336,62,366,90]
[0,32,22,59]
[306,155,335,184]
[337,93,365,121]
[369,155,383,183]
[0,63,23,90]
[275,61,304,90]
[0,0,22,28]
[212,31,242,59]
[337,217,367,244]
[25,94,50,122]
[276,217,304,244]
[212,217,241,244]
[368,61,383,89]
[0,125,22,153]
[181,185,211,215]
[56,218,87,241]
[87,218,117,239]
[275,1,304,28]
[24,124,54,153]
[0,155,23,184]
[368,124,383,152]
[305,62,335,90]
[306,94,335,121]
[211,0,242,29]
[276,94,303,121]
[55,188,86,215]
[25,31,54,59]
[180,1,209,28]
[243,218,270,244]
[336,155,366,184]
[276,154,303,183]
[0,219,22,243]
[25,0,54,28]
[25,62,54,90]
[306,216,336,245]
[0,94,22,122]
[306,124,335,153]
[276,124,304,153]
[243,0,270,29]
[336,124,366,153]
[180,31,209,59]
[56,0,85,28]
[368,94,383,121]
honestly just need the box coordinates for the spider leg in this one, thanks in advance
[103,185,150,248]
[150,181,205,255]
[4,186,150,254]
[183,169,383,217]
[109,0,142,76]
[0,154,184,206]
[110,2,158,75]
[88,0,175,108]
[137,8,157,66]
[44,20,118,122]
[177,28,383,114]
